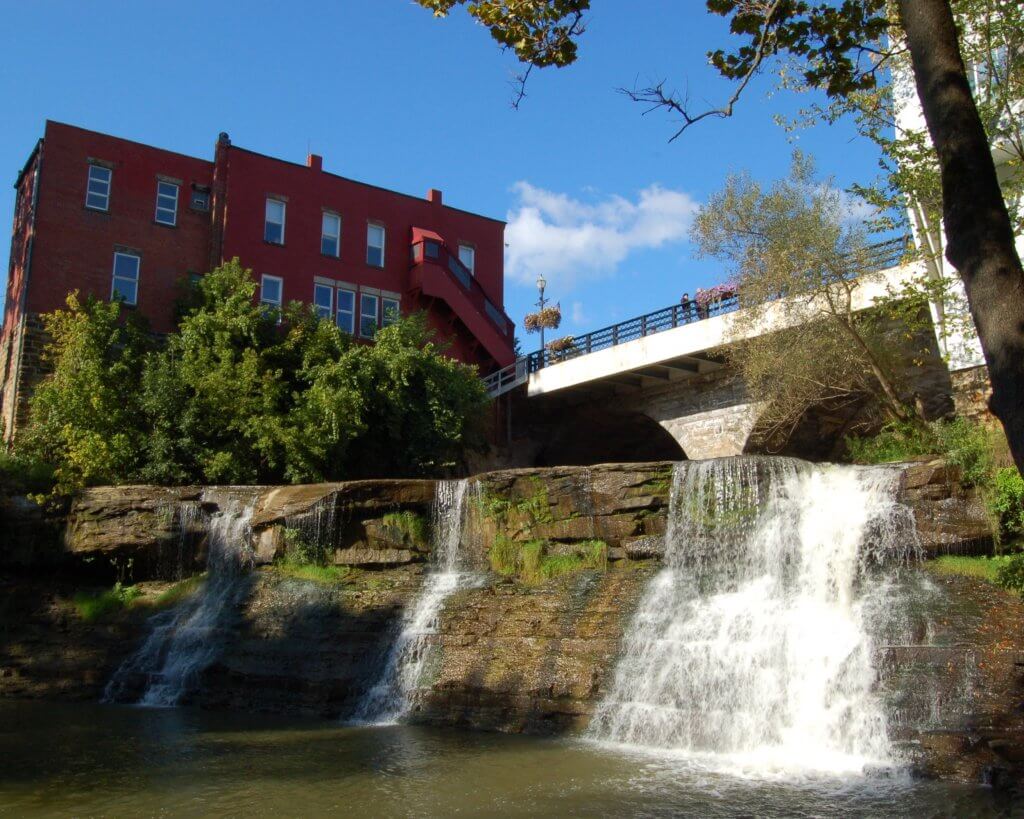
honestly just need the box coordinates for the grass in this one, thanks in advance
[490,536,608,584]
[925,555,1016,584]
[381,510,428,546]
[153,574,205,608]
[273,561,354,584]
[72,583,143,622]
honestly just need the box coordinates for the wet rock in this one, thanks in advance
[897,459,994,555]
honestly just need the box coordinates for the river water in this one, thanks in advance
[0,701,1006,818]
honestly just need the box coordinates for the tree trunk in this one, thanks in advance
[896,0,1024,473]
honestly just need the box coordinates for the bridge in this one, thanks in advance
[482,239,956,462]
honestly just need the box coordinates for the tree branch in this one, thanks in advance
[617,0,782,142]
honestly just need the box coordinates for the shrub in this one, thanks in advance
[19,293,153,494]
[0,451,55,495]
[991,467,1024,539]
[996,553,1024,597]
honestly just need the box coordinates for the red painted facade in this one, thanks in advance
[1,121,514,437]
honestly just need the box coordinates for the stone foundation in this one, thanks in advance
[950,364,995,425]
[0,313,51,442]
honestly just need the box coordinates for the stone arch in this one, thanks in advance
[645,402,765,461]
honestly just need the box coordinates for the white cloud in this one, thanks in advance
[505,182,699,290]
[570,301,587,325]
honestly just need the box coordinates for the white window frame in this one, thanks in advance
[360,292,379,338]
[381,297,400,328]
[458,243,475,276]
[86,164,111,211]
[366,222,385,268]
[336,287,356,335]
[155,180,179,226]
[265,198,286,245]
[110,252,140,306]
[260,274,283,308]
[322,212,341,258]
[313,283,334,320]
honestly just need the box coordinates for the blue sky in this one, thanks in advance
[0,1,884,346]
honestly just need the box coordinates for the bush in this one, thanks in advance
[0,451,55,494]
[991,467,1024,539]
[996,553,1024,597]
[846,418,998,485]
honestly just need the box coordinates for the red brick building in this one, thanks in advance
[1,121,514,440]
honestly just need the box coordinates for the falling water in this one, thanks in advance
[354,479,473,723]
[588,457,919,776]
[104,493,256,707]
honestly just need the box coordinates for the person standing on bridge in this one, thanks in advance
[680,292,696,322]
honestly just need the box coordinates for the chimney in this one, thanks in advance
[427,188,443,205]
[307,153,323,172]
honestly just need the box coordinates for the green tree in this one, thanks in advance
[20,259,488,489]
[413,0,1024,474]
[693,154,926,442]
[342,313,487,477]
[20,293,153,493]
[140,259,362,484]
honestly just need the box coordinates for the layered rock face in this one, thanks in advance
[1,458,1021,786]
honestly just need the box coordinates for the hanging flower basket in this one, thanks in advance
[544,333,577,356]
[695,282,738,308]
[523,304,562,333]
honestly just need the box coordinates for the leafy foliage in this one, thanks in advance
[692,154,924,441]
[996,553,1024,597]
[848,416,1023,540]
[17,260,487,491]
[991,467,1024,538]
[415,1,588,70]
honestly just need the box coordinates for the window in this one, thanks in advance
[265,199,286,244]
[190,187,210,211]
[382,297,400,328]
[458,243,475,276]
[86,165,111,211]
[111,252,140,305]
[336,289,355,335]
[322,213,341,257]
[155,181,179,226]
[360,293,379,338]
[260,274,283,308]
[313,283,333,319]
[366,223,385,267]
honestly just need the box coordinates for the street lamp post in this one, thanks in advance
[536,274,548,362]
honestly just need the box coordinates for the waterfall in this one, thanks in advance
[104,494,255,707]
[353,479,473,724]
[588,457,919,776]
